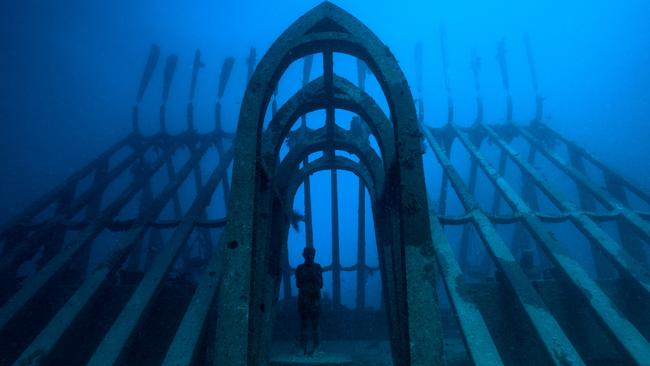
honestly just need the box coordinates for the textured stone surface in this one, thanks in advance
[215,2,441,365]
[269,341,385,366]
[269,356,353,366]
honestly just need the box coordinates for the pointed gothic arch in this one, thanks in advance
[260,75,395,168]
[215,3,441,365]
[283,156,377,206]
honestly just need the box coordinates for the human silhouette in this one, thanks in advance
[295,246,323,355]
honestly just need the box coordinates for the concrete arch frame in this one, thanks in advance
[214,3,442,365]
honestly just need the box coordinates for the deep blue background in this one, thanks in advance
[1,0,649,307]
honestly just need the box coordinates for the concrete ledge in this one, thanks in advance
[269,353,353,366]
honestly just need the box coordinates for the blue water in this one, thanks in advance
[1,0,649,309]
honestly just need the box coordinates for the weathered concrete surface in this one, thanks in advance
[215,2,441,365]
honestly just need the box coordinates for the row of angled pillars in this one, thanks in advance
[435,125,649,278]
[428,119,649,362]
[427,31,547,274]
[419,29,649,288]
[0,136,134,301]
[1,107,236,366]
[0,43,243,298]
[132,45,237,137]
[126,45,239,273]
[125,140,226,273]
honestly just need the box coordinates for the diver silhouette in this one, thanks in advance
[295,246,323,355]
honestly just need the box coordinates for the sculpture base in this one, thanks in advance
[269,353,353,366]
[269,340,391,366]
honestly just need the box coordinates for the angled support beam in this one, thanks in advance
[0,140,149,293]
[56,140,148,219]
[0,135,133,242]
[12,139,212,366]
[435,130,454,215]
[454,123,650,365]
[214,57,234,205]
[160,235,226,366]
[423,124,585,365]
[484,124,650,298]
[212,56,235,205]
[521,147,540,210]
[567,148,597,212]
[489,151,507,214]
[216,150,231,207]
[0,138,181,333]
[567,146,616,277]
[74,157,110,277]
[214,125,231,204]
[183,138,216,269]
[517,125,650,243]
[438,174,449,214]
[36,183,77,270]
[127,178,155,271]
[164,152,184,219]
[143,183,166,270]
[147,142,185,271]
[84,157,110,220]
[508,146,540,265]
[430,215,504,366]
[604,174,648,264]
[85,145,233,366]
[540,125,650,204]
[458,162,478,270]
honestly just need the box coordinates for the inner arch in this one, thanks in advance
[261,75,395,173]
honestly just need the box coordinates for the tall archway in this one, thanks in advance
[215,3,441,365]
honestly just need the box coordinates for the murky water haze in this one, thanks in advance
[1,0,649,307]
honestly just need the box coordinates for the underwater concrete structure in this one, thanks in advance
[1,2,649,365]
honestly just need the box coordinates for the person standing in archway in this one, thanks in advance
[296,246,323,355]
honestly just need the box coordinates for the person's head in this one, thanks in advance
[302,247,316,263]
